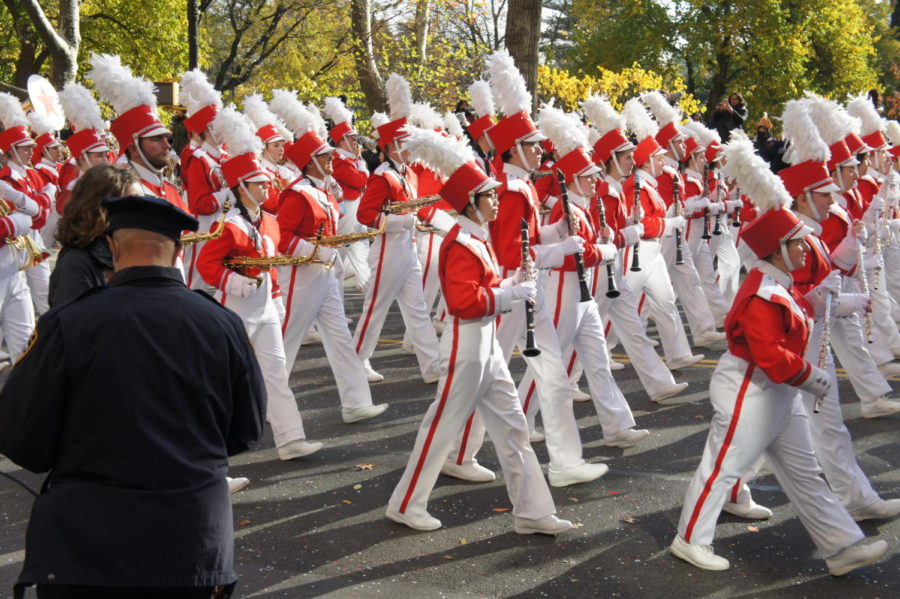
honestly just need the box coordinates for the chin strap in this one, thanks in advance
[239,180,261,220]
[804,189,822,221]
[780,240,799,271]
[514,140,532,173]
[574,178,586,197]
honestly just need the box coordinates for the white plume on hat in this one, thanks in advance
[443,111,464,138]
[58,84,106,133]
[212,105,261,157]
[323,96,353,128]
[468,80,495,119]
[721,130,792,212]
[410,102,443,130]
[538,104,587,156]
[269,89,317,137]
[179,69,222,115]
[27,111,56,136]
[622,97,658,141]
[371,111,389,131]
[402,125,475,178]
[0,93,29,129]
[782,99,829,164]
[641,90,681,127]
[304,102,328,138]
[846,93,884,136]
[386,73,413,121]
[885,120,900,147]
[804,92,854,145]
[87,53,157,114]
[581,95,624,136]
[242,93,293,142]
[487,49,531,116]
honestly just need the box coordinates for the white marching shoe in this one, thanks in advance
[692,330,726,347]
[602,428,650,448]
[440,459,496,483]
[548,463,609,487]
[722,500,773,520]
[825,540,888,576]
[386,507,442,531]
[514,514,572,535]
[529,429,545,443]
[227,476,250,494]
[860,396,900,419]
[342,403,389,424]
[670,535,730,571]
[609,360,625,371]
[362,359,384,383]
[650,382,689,403]
[668,354,705,370]
[572,388,591,402]
[876,361,900,378]
[301,329,322,345]
[277,439,323,460]
[849,498,900,522]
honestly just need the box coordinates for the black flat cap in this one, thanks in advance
[102,195,199,241]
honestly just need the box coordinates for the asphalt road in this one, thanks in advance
[1,285,897,599]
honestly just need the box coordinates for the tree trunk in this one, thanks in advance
[2,0,45,91]
[414,0,430,69]
[15,0,80,87]
[188,0,199,70]
[505,0,541,110]
[705,42,731,120]
[350,0,387,114]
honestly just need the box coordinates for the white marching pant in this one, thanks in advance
[685,225,731,324]
[244,319,306,448]
[450,271,587,472]
[403,230,443,347]
[623,239,694,361]
[25,231,49,316]
[280,258,374,411]
[0,270,35,362]
[708,225,741,303]
[660,231,718,339]
[865,265,900,355]
[352,230,440,379]
[676,352,862,556]
[337,199,372,290]
[882,244,900,319]
[387,316,556,521]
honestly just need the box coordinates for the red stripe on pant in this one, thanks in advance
[422,232,434,290]
[684,363,756,542]
[400,317,461,513]
[355,236,389,354]
[282,265,300,336]
[456,412,475,465]
[730,479,742,504]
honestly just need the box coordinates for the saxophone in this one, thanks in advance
[181,198,233,245]
[0,201,46,270]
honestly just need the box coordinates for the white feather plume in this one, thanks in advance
[885,120,900,147]
[804,92,854,145]
[721,130,792,212]
[641,90,681,127]
[846,93,883,136]
[323,96,353,127]
[386,73,413,121]
[686,121,719,148]
[0,92,28,129]
[487,49,531,116]
[242,93,293,142]
[782,99,829,164]
[27,111,56,136]
[211,105,261,158]
[179,69,221,116]
[371,111,389,130]
[402,125,474,178]
[269,89,317,137]
[537,104,586,156]
[621,97,658,141]
[587,127,602,147]
[87,53,157,114]
[58,84,106,132]
[581,95,624,136]
[410,102,443,130]
[305,102,328,138]
[468,80,495,119]
[443,111,464,138]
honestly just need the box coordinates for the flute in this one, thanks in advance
[730,185,742,228]
[813,291,833,414]
[701,164,712,240]
[596,193,620,298]
[520,218,541,357]
[557,171,592,302]
[857,240,874,344]
[673,183,684,265]
[630,173,642,272]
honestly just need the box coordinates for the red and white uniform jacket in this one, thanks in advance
[0,163,51,232]
[726,262,814,386]
[655,159,685,212]
[33,158,60,189]
[548,190,608,270]
[260,157,297,214]
[819,198,858,276]
[683,168,708,234]
[56,159,81,215]
[358,161,448,233]
[621,169,673,240]
[790,216,834,296]
[276,175,340,256]
[332,149,369,202]
[180,142,226,218]
[409,162,445,199]
[856,174,881,211]
[130,161,190,214]
[439,217,507,320]
[596,175,632,248]
[197,206,282,325]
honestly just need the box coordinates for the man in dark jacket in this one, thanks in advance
[0,196,267,599]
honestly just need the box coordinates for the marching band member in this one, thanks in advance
[27,110,62,248]
[56,83,112,215]
[466,80,497,178]
[198,106,323,461]
[386,126,571,536]
[882,121,900,319]
[582,95,688,402]
[324,96,372,290]
[641,91,725,347]
[353,73,443,384]
[267,89,387,424]
[447,51,605,487]
[620,98,704,370]
[178,69,228,289]
[243,93,296,213]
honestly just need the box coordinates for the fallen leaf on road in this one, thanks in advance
[571,522,584,529]
[459,538,468,545]
[492,508,510,512]
[444,555,453,559]
[353,484,363,490]
[608,491,619,495]
[356,463,375,470]
[341,499,352,504]
[621,516,638,524]
[238,520,251,526]
[747,525,759,532]
[568,497,580,502]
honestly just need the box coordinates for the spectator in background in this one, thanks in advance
[710,93,747,143]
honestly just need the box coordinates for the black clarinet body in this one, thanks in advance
[630,173,642,272]
[520,218,541,357]
[557,171,592,302]
[596,194,620,298]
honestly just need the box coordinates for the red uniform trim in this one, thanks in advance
[355,235,388,353]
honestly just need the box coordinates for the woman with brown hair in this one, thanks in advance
[49,164,140,306]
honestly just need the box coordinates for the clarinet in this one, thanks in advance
[712,175,723,236]
[857,239,874,344]
[701,164,712,240]
[630,173,642,272]
[596,193,620,298]
[813,291,833,414]
[557,171,592,302]
[731,185,743,228]
[520,218,541,357]
[674,183,684,265]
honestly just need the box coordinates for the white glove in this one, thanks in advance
[385,213,416,233]
[314,245,337,265]
[554,216,571,238]
[804,270,841,317]
[620,223,643,247]
[3,213,33,237]
[16,196,40,217]
[726,199,743,211]
[275,298,286,323]
[684,196,709,213]
[867,196,885,214]
[0,181,30,208]
[426,209,457,234]
[797,365,832,397]
[852,221,868,245]
[560,235,585,256]
[40,183,57,202]
[227,273,260,298]
[863,252,884,271]
[707,201,723,215]
[832,293,869,317]
[501,268,527,287]
[510,280,537,303]
[594,242,617,263]
[889,218,900,232]
[665,216,686,233]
